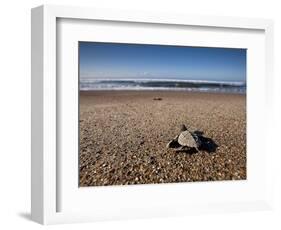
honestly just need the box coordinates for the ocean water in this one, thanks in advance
[80,79,246,94]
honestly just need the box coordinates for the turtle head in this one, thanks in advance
[180,124,188,131]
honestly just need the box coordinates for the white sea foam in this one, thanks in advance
[80,78,246,94]
[81,78,246,86]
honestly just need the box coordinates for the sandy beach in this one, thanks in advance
[79,90,246,186]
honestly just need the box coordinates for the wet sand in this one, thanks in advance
[79,90,246,186]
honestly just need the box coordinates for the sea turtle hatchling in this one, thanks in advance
[166,124,201,152]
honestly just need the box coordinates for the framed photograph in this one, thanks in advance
[31,5,274,225]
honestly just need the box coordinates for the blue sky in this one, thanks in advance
[79,42,246,82]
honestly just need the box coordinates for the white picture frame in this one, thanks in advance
[31,5,274,225]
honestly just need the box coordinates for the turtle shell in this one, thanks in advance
[178,130,198,148]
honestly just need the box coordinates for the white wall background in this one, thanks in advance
[0,0,280,229]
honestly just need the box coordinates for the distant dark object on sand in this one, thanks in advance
[153,97,163,101]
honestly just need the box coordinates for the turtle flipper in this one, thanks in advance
[175,146,192,152]
[166,139,175,148]
[175,146,184,152]
[175,146,198,153]
[166,135,180,148]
